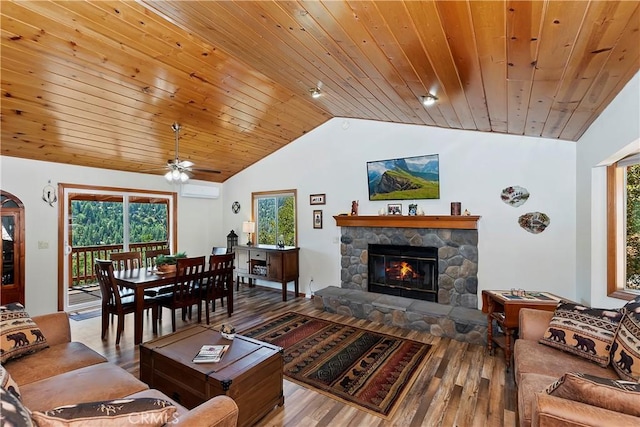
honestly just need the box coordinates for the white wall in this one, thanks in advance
[576,72,640,308]
[223,119,577,307]
[0,157,225,315]
[8,73,636,315]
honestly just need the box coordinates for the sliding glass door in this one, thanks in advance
[60,185,176,312]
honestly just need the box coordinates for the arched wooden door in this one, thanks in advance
[1,191,25,305]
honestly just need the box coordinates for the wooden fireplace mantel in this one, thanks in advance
[333,215,481,230]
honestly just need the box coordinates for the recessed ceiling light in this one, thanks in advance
[309,87,321,99]
[420,93,438,107]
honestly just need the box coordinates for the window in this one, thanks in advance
[69,194,169,249]
[60,184,176,311]
[252,190,297,246]
[608,154,640,298]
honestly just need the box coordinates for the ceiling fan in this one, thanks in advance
[163,123,220,182]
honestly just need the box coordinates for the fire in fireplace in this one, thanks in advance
[368,244,438,302]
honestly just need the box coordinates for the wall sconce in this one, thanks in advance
[420,94,438,107]
[242,221,256,246]
[309,87,321,99]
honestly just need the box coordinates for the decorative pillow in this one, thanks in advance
[610,296,640,381]
[0,303,26,313]
[31,397,177,427]
[0,386,33,427]
[0,364,21,400]
[546,372,640,416]
[0,305,48,364]
[539,301,623,367]
[621,294,640,312]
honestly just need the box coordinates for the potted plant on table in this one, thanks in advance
[155,252,187,273]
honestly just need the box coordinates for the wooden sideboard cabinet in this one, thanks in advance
[235,245,300,301]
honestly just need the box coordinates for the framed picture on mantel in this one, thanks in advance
[387,204,402,215]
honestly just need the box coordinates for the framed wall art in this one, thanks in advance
[367,153,440,200]
[313,210,323,229]
[310,193,326,205]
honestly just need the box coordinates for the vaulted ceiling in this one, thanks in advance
[1,1,638,182]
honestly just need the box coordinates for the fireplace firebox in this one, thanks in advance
[368,244,438,302]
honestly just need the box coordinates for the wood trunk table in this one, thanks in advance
[140,325,284,427]
[481,290,566,369]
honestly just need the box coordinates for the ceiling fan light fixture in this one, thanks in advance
[309,87,321,99]
[159,121,219,181]
[421,93,438,107]
[165,168,190,183]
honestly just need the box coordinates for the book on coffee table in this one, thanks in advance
[192,344,229,364]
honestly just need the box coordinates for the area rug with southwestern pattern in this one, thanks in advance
[241,312,432,418]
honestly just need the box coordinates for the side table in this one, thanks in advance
[234,245,300,301]
[481,290,565,369]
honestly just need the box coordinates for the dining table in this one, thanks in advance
[113,268,175,345]
[114,266,236,345]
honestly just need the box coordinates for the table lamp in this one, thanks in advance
[242,221,255,246]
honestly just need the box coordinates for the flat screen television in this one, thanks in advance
[367,154,440,200]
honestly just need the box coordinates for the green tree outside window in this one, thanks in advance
[255,191,296,246]
[627,163,639,289]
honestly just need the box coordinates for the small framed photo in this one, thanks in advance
[313,210,323,229]
[310,193,326,205]
[387,203,402,215]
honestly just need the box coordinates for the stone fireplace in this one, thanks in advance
[338,215,479,309]
[316,215,485,345]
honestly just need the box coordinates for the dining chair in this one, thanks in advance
[109,251,142,298]
[155,256,206,332]
[110,251,142,271]
[200,253,235,324]
[211,246,229,255]
[142,248,173,301]
[94,259,158,345]
[144,248,170,270]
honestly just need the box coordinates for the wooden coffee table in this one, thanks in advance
[140,324,284,427]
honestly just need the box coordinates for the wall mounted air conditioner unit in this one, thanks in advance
[180,184,220,199]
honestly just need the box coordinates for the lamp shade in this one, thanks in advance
[242,221,255,233]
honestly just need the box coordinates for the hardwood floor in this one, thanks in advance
[69,286,518,427]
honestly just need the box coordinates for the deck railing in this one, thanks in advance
[69,241,169,287]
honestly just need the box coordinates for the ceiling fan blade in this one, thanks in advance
[141,124,220,179]
[137,166,171,173]
[191,167,222,174]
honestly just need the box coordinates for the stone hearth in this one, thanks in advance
[314,287,487,345]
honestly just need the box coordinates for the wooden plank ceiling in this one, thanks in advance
[1,1,638,182]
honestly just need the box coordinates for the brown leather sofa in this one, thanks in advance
[3,311,239,427]
[513,308,640,427]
